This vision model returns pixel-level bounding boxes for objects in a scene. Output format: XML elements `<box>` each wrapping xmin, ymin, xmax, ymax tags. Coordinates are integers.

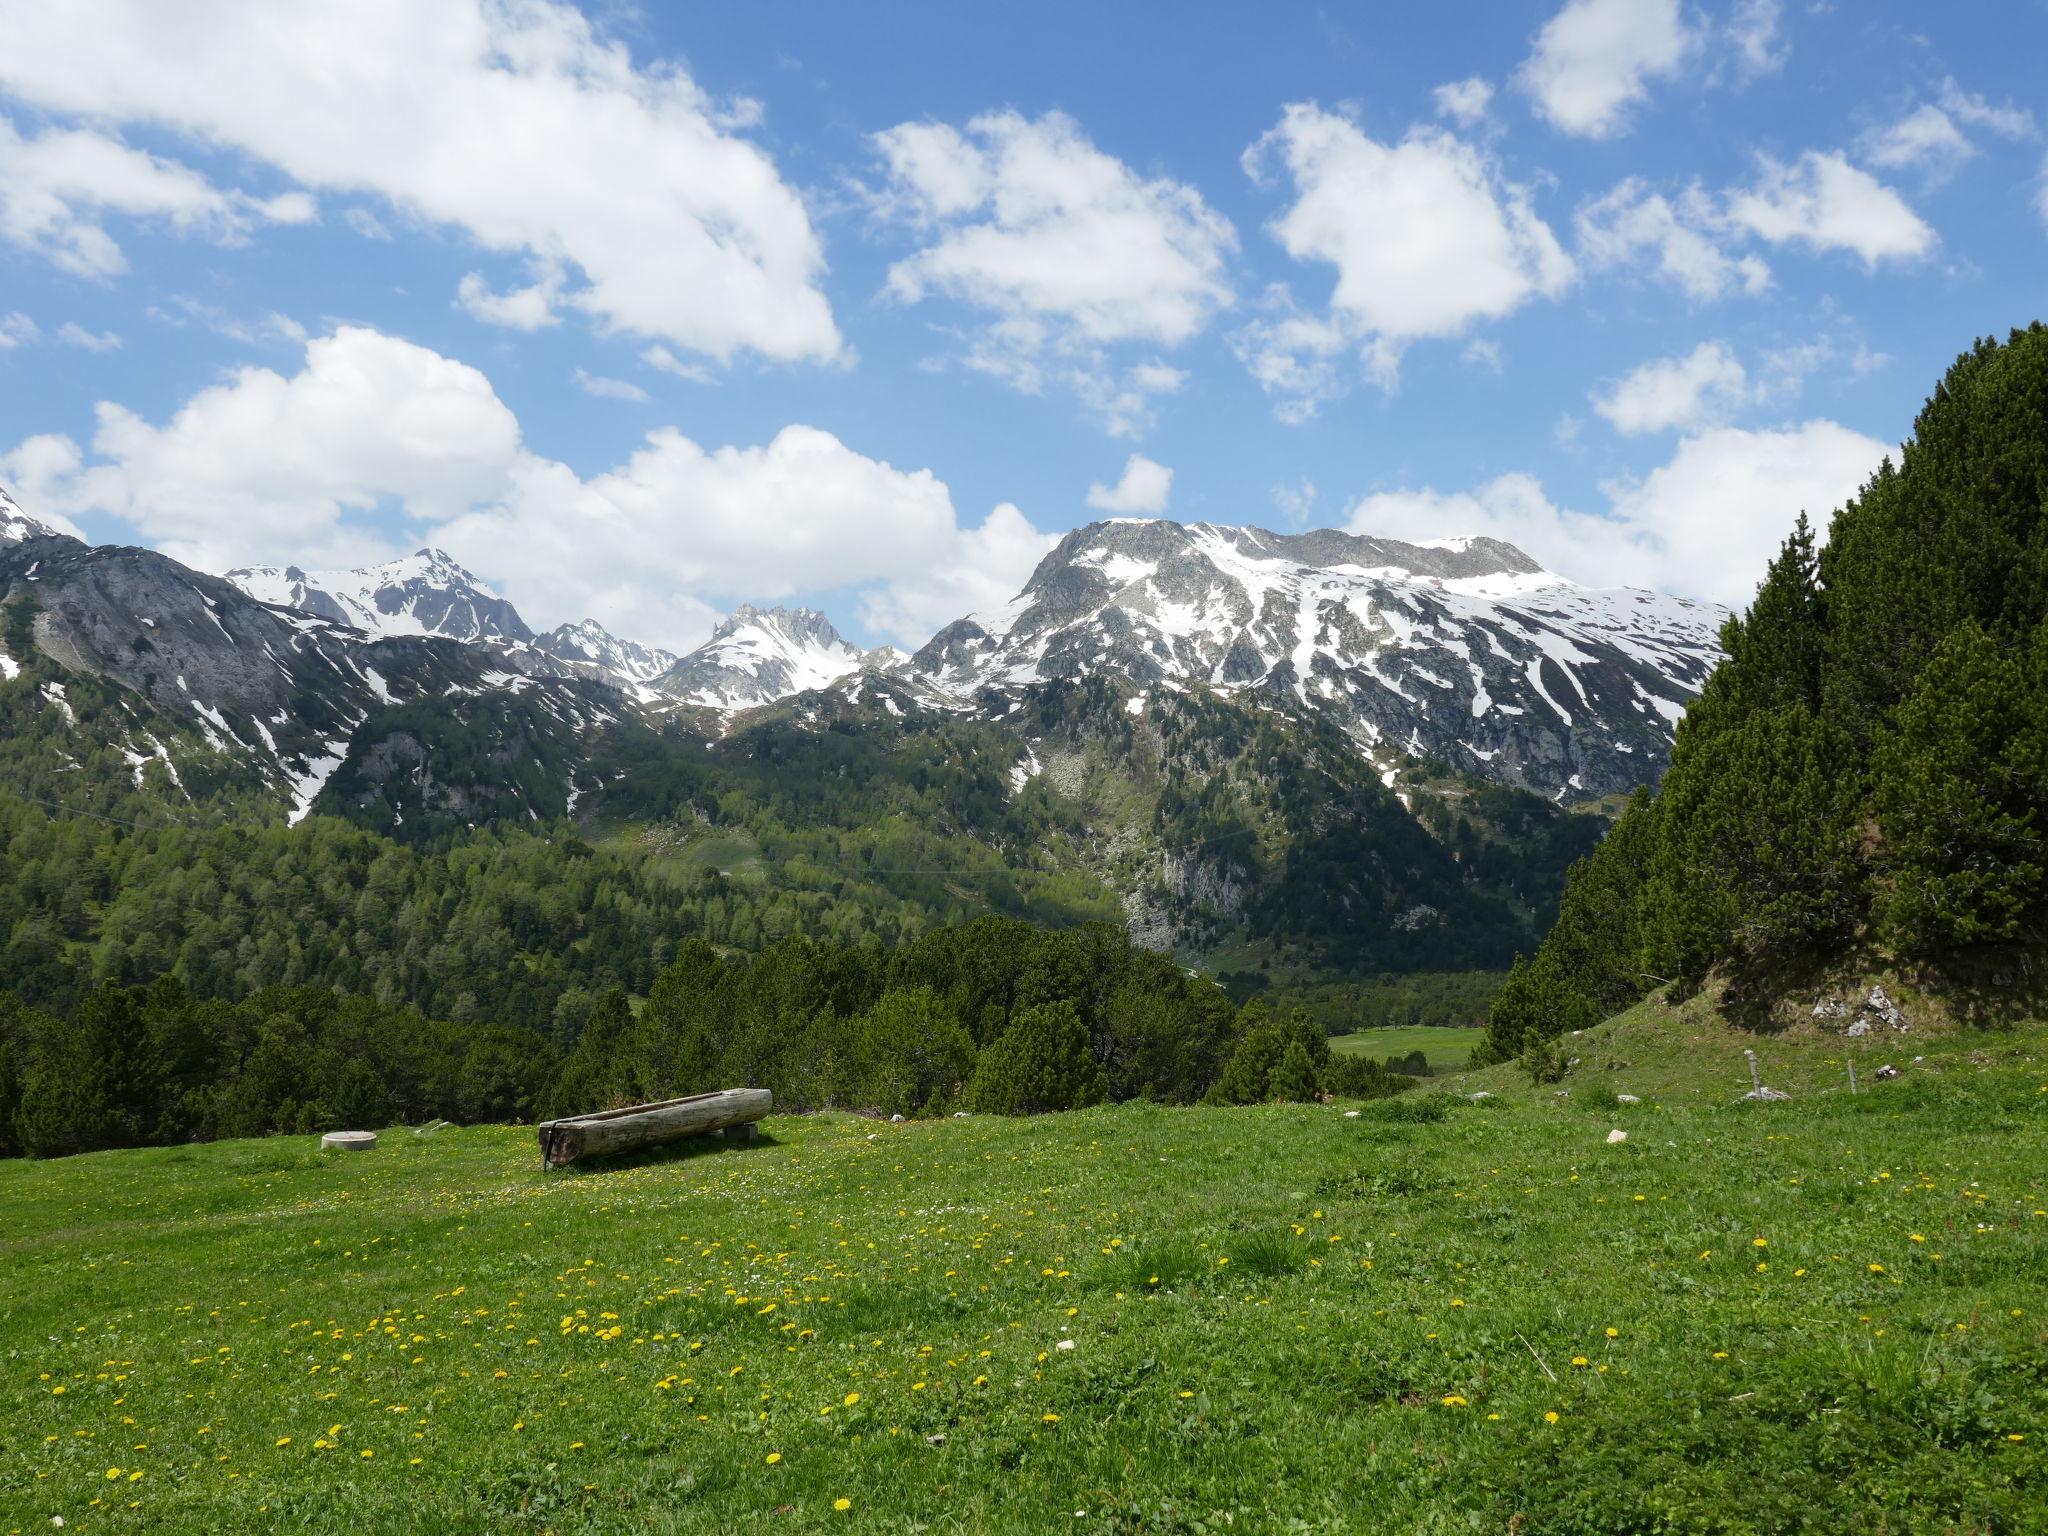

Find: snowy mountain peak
<box><xmin>653</xmin><ymin>604</ymin><xmax>866</xmax><ymax>711</ymax></box>
<box><xmin>227</xmin><ymin>548</ymin><xmax>533</xmax><ymax>645</ymax></box>
<box><xmin>0</xmin><ymin>484</ymin><xmax>68</xmax><ymax>545</ymax></box>
<box><xmin>534</xmin><ymin>618</ymin><xmax>678</xmax><ymax>686</ymax></box>
<box><xmin>913</xmin><ymin>515</ymin><xmax>1722</xmax><ymax>800</ymax></box>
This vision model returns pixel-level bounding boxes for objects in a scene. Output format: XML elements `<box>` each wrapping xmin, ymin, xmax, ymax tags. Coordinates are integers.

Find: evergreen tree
<box><xmin>1269</xmin><ymin>1040</ymin><xmax>1321</xmax><ymax>1102</ymax></box>
<box><xmin>965</xmin><ymin>1001</ymin><xmax>1107</xmax><ymax>1115</ymax></box>
<box><xmin>1873</xmin><ymin>622</ymin><xmax>2047</xmax><ymax>950</ymax></box>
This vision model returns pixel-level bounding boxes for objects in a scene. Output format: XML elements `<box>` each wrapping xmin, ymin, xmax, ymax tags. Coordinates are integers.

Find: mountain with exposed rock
<box><xmin>908</xmin><ymin>520</ymin><xmax>1723</xmax><ymax>799</ymax></box>
<box><xmin>225</xmin><ymin>549</ymin><xmax>535</xmax><ymax>646</ymax></box>
<box><xmin>650</xmin><ymin>603</ymin><xmax>873</xmax><ymax>711</ymax></box>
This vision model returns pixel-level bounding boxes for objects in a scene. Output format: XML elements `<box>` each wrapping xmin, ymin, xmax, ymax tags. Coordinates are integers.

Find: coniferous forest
<box><xmin>1482</xmin><ymin>326</ymin><xmax>2048</xmax><ymax>1063</ymax></box>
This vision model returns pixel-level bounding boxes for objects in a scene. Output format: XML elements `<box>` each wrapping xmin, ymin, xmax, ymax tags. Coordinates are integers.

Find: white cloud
<box><xmin>1432</xmin><ymin>77</ymin><xmax>1494</xmax><ymax>127</ymax></box>
<box><xmin>0</xmin><ymin>113</ymin><xmax>308</xmax><ymax>277</ymax></box>
<box><xmin>1592</xmin><ymin>341</ymin><xmax>1748</xmax><ymax>435</ymax></box>
<box><xmin>1727</xmin><ymin>0</ymin><xmax>1787</xmax><ymax>77</ymax></box>
<box><xmin>1939</xmin><ymin>78</ymin><xmax>2035</xmax><ymax>141</ymax></box>
<box><xmin>13</xmin><ymin>324</ymin><xmax>1050</xmax><ymax>650</ymax></box>
<box><xmin>1345</xmin><ymin>419</ymin><xmax>1889</xmax><ymax>606</ymax></box>
<box><xmin>1085</xmin><ymin>453</ymin><xmax>1172</xmax><ymax>514</ymax></box>
<box><xmin>1238</xmin><ymin>104</ymin><xmax>1572</xmax><ymax>414</ymax></box>
<box><xmin>55</xmin><ymin>321</ymin><xmax>122</xmax><ymax>352</ymax></box>
<box><xmin>342</xmin><ymin>205</ymin><xmax>391</xmax><ymax>241</ymax></box>
<box><xmin>0</xmin><ymin>312</ymin><xmax>37</xmax><ymax>349</ymax></box>
<box><xmin>872</xmin><ymin>110</ymin><xmax>1233</xmax><ymax>435</ymax></box>
<box><xmin>856</xmin><ymin>501</ymin><xmax>1057</xmax><ymax>641</ymax></box>
<box><xmin>571</xmin><ymin>369</ymin><xmax>648</xmax><ymax>403</ymax></box>
<box><xmin>1864</xmin><ymin>106</ymin><xmax>1976</xmax><ymax>176</ymax></box>
<box><xmin>29</xmin><ymin>326</ymin><xmax>522</xmax><ymax>572</ymax></box>
<box><xmin>641</xmin><ymin>345</ymin><xmax>715</xmax><ymax>384</ymax></box>
<box><xmin>1269</xmin><ymin>476</ymin><xmax>1317</xmax><ymax>527</ymax></box>
<box><xmin>1577</xmin><ymin>179</ymin><xmax>1767</xmax><ymax>302</ymax></box>
<box><xmin>1726</xmin><ymin>151</ymin><xmax>1935</xmax><ymax>266</ymax></box>
<box><xmin>1864</xmin><ymin>81</ymin><xmax>2036</xmax><ymax>183</ymax></box>
<box><xmin>876</xmin><ymin>110</ymin><xmax>1234</xmax><ymax>345</ymax></box>
<box><xmin>0</xmin><ymin>434</ymin><xmax>88</xmax><ymax>538</ymax></box>
<box><xmin>0</xmin><ymin>0</ymin><xmax>838</xmax><ymax>364</ymax></box>
<box><xmin>1518</xmin><ymin>0</ymin><xmax>1694</xmax><ymax>140</ymax></box>
<box><xmin>456</xmin><ymin>262</ymin><xmax>563</xmax><ymax>331</ymax></box>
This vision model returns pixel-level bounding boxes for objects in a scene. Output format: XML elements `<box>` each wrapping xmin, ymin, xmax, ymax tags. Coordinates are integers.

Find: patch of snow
<box><xmin>286</xmin><ymin>741</ymin><xmax>349</xmax><ymax>825</ymax></box>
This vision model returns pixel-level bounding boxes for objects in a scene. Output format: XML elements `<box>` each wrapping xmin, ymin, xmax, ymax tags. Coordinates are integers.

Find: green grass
<box><xmin>3</xmin><ymin>1007</ymin><xmax>2046</xmax><ymax>1534</ymax></box>
<box><xmin>1328</xmin><ymin>1023</ymin><xmax>1483</xmax><ymax>1072</ymax></box>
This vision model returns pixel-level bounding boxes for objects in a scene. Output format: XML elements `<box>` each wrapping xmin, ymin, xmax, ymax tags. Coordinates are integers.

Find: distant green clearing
<box><xmin>1328</xmin><ymin>1023</ymin><xmax>1483</xmax><ymax>1072</ymax></box>
<box><xmin>4</xmin><ymin>1002</ymin><xmax>2043</xmax><ymax>1532</ymax></box>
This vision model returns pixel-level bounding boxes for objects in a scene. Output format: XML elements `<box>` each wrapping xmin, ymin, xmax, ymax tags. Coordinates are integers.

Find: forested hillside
<box><xmin>1483</xmin><ymin>325</ymin><xmax>2048</xmax><ymax>1062</ymax></box>
<box><xmin>0</xmin><ymin>914</ymin><xmax>1406</xmax><ymax>1159</ymax></box>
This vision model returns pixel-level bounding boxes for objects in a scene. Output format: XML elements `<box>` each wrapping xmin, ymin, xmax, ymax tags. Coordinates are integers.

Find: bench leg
<box><xmin>722</xmin><ymin>1122</ymin><xmax>759</xmax><ymax>1144</ymax></box>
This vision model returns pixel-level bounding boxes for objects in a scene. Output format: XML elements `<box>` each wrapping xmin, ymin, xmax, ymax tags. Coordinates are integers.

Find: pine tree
<box><xmin>965</xmin><ymin>1001</ymin><xmax>1108</xmax><ymax>1115</ymax></box>
<box><xmin>1873</xmin><ymin>622</ymin><xmax>2046</xmax><ymax>950</ymax></box>
<box><xmin>1269</xmin><ymin>1040</ymin><xmax>1321</xmax><ymax>1102</ymax></box>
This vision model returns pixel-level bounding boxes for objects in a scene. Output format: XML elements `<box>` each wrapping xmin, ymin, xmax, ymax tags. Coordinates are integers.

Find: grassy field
<box><xmin>1327</xmin><ymin>1024</ymin><xmax>1483</xmax><ymax>1073</ymax></box>
<box><xmin>3</xmin><ymin>1001</ymin><xmax>2045</xmax><ymax>1534</ymax></box>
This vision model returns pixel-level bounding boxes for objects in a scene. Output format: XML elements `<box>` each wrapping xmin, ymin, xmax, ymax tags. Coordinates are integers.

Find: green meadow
<box><xmin>3</xmin><ymin>1001</ymin><xmax>2044</xmax><ymax>1535</ymax></box>
<box><xmin>1327</xmin><ymin>1024</ymin><xmax>1483</xmax><ymax>1074</ymax></box>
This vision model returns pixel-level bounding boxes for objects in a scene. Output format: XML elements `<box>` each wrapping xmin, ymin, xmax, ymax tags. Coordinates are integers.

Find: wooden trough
<box><xmin>537</xmin><ymin>1087</ymin><xmax>771</xmax><ymax>1168</ymax></box>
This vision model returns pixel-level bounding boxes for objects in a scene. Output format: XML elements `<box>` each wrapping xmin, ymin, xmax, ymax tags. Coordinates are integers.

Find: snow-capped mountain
<box><xmin>534</xmin><ymin>620</ymin><xmax>677</xmax><ymax>686</ymax></box>
<box><xmin>226</xmin><ymin>549</ymin><xmax>535</xmax><ymax>645</ymax></box>
<box><xmin>652</xmin><ymin>604</ymin><xmax>869</xmax><ymax>710</ymax></box>
<box><xmin>2</xmin><ymin>533</ymin><xmax>621</xmax><ymax>826</ymax></box>
<box><xmin>0</xmin><ymin>483</ymin><xmax>65</xmax><ymax>545</ymax></box>
<box><xmin>909</xmin><ymin>520</ymin><xmax>1724</xmax><ymax>799</ymax></box>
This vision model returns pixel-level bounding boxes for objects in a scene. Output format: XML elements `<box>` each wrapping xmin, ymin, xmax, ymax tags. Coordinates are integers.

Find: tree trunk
<box><xmin>537</xmin><ymin>1088</ymin><xmax>771</xmax><ymax>1167</ymax></box>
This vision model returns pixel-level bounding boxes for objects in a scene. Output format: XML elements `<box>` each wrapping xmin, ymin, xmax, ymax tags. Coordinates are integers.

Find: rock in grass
<box><xmin>321</xmin><ymin>1130</ymin><xmax>377</xmax><ymax>1151</ymax></box>
<box><xmin>1606</xmin><ymin>1129</ymin><xmax>1628</xmax><ymax>1144</ymax></box>
<box><xmin>1615</xmin><ymin>1093</ymin><xmax>1640</xmax><ymax>1104</ymax></box>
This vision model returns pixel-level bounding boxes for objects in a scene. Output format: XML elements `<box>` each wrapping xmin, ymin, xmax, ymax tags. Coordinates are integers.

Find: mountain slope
<box><xmin>651</xmin><ymin>603</ymin><xmax>868</xmax><ymax>710</ymax></box>
<box><xmin>1482</xmin><ymin>324</ymin><xmax>2048</xmax><ymax>1063</ymax></box>
<box><xmin>911</xmin><ymin>520</ymin><xmax>1723</xmax><ymax>800</ymax></box>
<box><xmin>226</xmin><ymin>548</ymin><xmax>534</xmax><ymax>644</ymax></box>
<box><xmin>0</xmin><ymin>485</ymin><xmax>63</xmax><ymax>546</ymax></box>
<box><xmin>535</xmin><ymin>619</ymin><xmax>677</xmax><ymax>685</ymax></box>
<box><xmin>3</xmin><ymin>532</ymin><xmax>629</xmax><ymax>828</ymax></box>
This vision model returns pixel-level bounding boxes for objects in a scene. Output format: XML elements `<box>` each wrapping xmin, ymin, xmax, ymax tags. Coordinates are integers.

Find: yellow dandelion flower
<box><xmin>766</xmin><ymin>1452</ymin><xmax>782</xmax><ymax>1465</ymax></box>
<box><xmin>1604</xmin><ymin>1327</ymin><xmax>1619</xmax><ymax>1338</ymax></box>
<box><xmin>834</xmin><ymin>1497</ymin><xmax>853</xmax><ymax>1512</ymax></box>
<box><xmin>276</xmin><ymin>1437</ymin><xmax>291</xmax><ymax>1448</ymax></box>
<box><xmin>1042</xmin><ymin>1412</ymin><xmax>1061</xmax><ymax>1424</ymax></box>
<box><xmin>844</xmin><ymin>1391</ymin><xmax>861</xmax><ymax>1406</ymax></box>
<box><xmin>1544</xmin><ymin>1410</ymin><xmax>1560</xmax><ymax>1424</ymax></box>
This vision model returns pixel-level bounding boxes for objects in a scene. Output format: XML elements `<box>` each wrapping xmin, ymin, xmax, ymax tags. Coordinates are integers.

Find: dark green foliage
<box><xmin>1496</xmin><ymin>324</ymin><xmax>2048</xmax><ymax>1049</ymax></box>
<box><xmin>0</xmin><ymin>797</ymin><xmax>688</xmax><ymax>1029</ymax></box>
<box><xmin>1206</xmin><ymin>1010</ymin><xmax>1333</xmax><ymax>1104</ymax></box>
<box><xmin>965</xmin><ymin>1001</ymin><xmax>1108</xmax><ymax>1115</ymax></box>
<box><xmin>1268</xmin><ymin>1040</ymin><xmax>1320</xmax><ymax>1103</ymax></box>
<box><xmin>3</xmin><ymin>980</ymin><xmax>553</xmax><ymax>1157</ymax></box>
<box><xmin>1873</xmin><ymin>622</ymin><xmax>2047</xmax><ymax>950</ymax></box>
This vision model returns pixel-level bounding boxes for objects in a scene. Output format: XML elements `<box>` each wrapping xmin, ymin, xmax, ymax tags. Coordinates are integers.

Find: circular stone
<box><xmin>321</xmin><ymin>1130</ymin><xmax>378</xmax><ymax>1151</ymax></box>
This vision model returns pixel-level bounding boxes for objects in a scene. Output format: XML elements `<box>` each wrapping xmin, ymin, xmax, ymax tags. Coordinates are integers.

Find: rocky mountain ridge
<box><xmin>909</xmin><ymin>520</ymin><xmax>1723</xmax><ymax>799</ymax></box>
<box><xmin>12</xmin><ymin>483</ymin><xmax>1725</xmax><ymax>802</ymax></box>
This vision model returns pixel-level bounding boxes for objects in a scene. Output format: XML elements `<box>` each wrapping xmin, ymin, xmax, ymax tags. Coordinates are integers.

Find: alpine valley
<box><xmin>0</xmin><ymin>484</ymin><xmax>1723</xmax><ymax>986</ymax></box>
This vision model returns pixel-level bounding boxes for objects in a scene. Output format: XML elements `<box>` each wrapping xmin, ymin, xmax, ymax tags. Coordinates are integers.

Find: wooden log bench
<box><xmin>537</xmin><ymin>1088</ymin><xmax>771</xmax><ymax>1168</ymax></box>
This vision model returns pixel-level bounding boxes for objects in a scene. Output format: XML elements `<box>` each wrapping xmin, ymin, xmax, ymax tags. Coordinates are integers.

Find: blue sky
<box><xmin>0</xmin><ymin>0</ymin><xmax>2043</xmax><ymax>651</ymax></box>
